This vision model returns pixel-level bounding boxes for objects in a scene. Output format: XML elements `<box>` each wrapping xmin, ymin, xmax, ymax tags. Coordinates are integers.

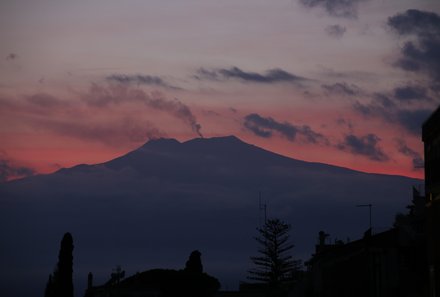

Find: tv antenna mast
<box><xmin>259</xmin><ymin>191</ymin><xmax>267</xmax><ymax>227</ymax></box>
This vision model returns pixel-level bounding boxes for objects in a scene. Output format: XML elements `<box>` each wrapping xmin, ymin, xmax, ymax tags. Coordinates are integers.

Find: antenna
<box><xmin>258</xmin><ymin>191</ymin><xmax>269</xmax><ymax>276</ymax></box>
<box><xmin>259</xmin><ymin>191</ymin><xmax>267</xmax><ymax>227</ymax></box>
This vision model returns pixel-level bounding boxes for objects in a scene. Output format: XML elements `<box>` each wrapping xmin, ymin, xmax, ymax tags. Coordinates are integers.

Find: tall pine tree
<box><xmin>248</xmin><ymin>218</ymin><xmax>295</xmax><ymax>287</ymax></box>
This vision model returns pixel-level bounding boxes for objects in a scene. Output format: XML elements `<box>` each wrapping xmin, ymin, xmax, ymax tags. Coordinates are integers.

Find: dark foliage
<box><xmin>87</xmin><ymin>250</ymin><xmax>220</xmax><ymax>297</ymax></box>
<box><xmin>112</xmin><ymin>268</ymin><xmax>220</xmax><ymax>297</ymax></box>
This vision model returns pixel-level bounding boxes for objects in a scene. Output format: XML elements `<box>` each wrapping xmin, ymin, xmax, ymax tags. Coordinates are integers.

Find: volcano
<box><xmin>0</xmin><ymin>136</ymin><xmax>421</xmax><ymax>296</ymax></box>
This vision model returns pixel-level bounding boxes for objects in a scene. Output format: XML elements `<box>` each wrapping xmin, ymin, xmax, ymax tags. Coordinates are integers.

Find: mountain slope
<box><xmin>0</xmin><ymin>136</ymin><xmax>421</xmax><ymax>297</ymax></box>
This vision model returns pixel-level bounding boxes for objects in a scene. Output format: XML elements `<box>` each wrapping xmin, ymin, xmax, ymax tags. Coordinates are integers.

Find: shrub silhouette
<box><xmin>105</xmin><ymin>250</ymin><xmax>220</xmax><ymax>297</ymax></box>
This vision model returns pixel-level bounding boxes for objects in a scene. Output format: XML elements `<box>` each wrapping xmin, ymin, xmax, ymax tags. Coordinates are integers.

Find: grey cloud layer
<box><xmin>195</xmin><ymin>67</ymin><xmax>306</xmax><ymax>84</ymax></box>
<box><xmin>243</xmin><ymin>113</ymin><xmax>328</xmax><ymax>144</ymax></box>
<box><xmin>299</xmin><ymin>0</ymin><xmax>369</xmax><ymax>18</ymax></box>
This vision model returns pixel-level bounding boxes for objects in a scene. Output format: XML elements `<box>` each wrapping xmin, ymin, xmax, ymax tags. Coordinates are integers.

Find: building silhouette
<box><xmin>423</xmin><ymin>106</ymin><xmax>440</xmax><ymax>297</ymax></box>
<box><xmin>305</xmin><ymin>188</ymin><xmax>427</xmax><ymax>297</ymax></box>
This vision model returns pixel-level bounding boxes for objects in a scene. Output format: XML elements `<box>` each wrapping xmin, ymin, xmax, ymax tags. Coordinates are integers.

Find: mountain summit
<box><xmin>0</xmin><ymin>135</ymin><xmax>420</xmax><ymax>297</ymax></box>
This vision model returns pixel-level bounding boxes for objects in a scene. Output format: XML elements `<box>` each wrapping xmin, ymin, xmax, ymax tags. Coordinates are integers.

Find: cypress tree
<box><xmin>56</xmin><ymin>232</ymin><xmax>74</xmax><ymax>297</ymax></box>
<box><xmin>45</xmin><ymin>232</ymin><xmax>74</xmax><ymax>297</ymax></box>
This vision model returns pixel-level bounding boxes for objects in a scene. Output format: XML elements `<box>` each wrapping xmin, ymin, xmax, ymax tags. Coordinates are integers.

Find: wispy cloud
<box><xmin>337</xmin><ymin>133</ymin><xmax>388</xmax><ymax>161</ymax></box>
<box><xmin>0</xmin><ymin>84</ymin><xmax>203</xmax><ymax>146</ymax></box>
<box><xmin>396</xmin><ymin>139</ymin><xmax>423</xmax><ymax>170</ymax></box>
<box><xmin>5</xmin><ymin>53</ymin><xmax>17</xmax><ymax>61</ymax></box>
<box><xmin>26</xmin><ymin>93</ymin><xmax>70</xmax><ymax>108</ymax></box>
<box><xmin>243</xmin><ymin>113</ymin><xmax>328</xmax><ymax>144</ymax></box>
<box><xmin>106</xmin><ymin>74</ymin><xmax>180</xmax><ymax>89</ymax></box>
<box><xmin>322</xmin><ymin>82</ymin><xmax>362</xmax><ymax>96</ymax></box>
<box><xmin>0</xmin><ymin>158</ymin><xmax>35</xmax><ymax>182</ymax></box>
<box><xmin>195</xmin><ymin>67</ymin><xmax>307</xmax><ymax>84</ymax></box>
<box><xmin>83</xmin><ymin>84</ymin><xmax>203</xmax><ymax>137</ymax></box>
<box><xmin>34</xmin><ymin>117</ymin><xmax>167</xmax><ymax>147</ymax></box>
<box><xmin>298</xmin><ymin>0</ymin><xmax>369</xmax><ymax>19</ymax></box>
<box><xmin>325</xmin><ymin>24</ymin><xmax>346</xmax><ymax>38</ymax></box>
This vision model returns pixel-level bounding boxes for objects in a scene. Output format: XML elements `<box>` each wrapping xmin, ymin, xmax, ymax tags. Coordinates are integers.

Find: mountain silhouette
<box><xmin>0</xmin><ymin>136</ymin><xmax>420</xmax><ymax>297</ymax></box>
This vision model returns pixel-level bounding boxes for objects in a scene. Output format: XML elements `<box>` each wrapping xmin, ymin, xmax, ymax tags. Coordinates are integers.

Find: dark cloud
<box><xmin>353</xmin><ymin>90</ymin><xmax>435</xmax><ymax>135</ymax></box>
<box><xmin>243</xmin><ymin>113</ymin><xmax>328</xmax><ymax>144</ymax></box>
<box><xmin>195</xmin><ymin>67</ymin><xmax>306</xmax><ymax>84</ymax></box>
<box><xmin>106</xmin><ymin>74</ymin><xmax>180</xmax><ymax>89</ymax></box>
<box><xmin>396</xmin><ymin>108</ymin><xmax>433</xmax><ymax>135</ymax></box>
<box><xmin>322</xmin><ymin>82</ymin><xmax>361</xmax><ymax>96</ymax></box>
<box><xmin>388</xmin><ymin>10</ymin><xmax>440</xmax><ymax>82</ymax></box>
<box><xmin>325</xmin><ymin>24</ymin><xmax>346</xmax><ymax>38</ymax></box>
<box><xmin>244</xmin><ymin>113</ymin><xmax>296</xmax><ymax>139</ymax></box>
<box><xmin>338</xmin><ymin>134</ymin><xmax>388</xmax><ymax>161</ymax></box>
<box><xmin>393</xmin><ymin>85</ymin><xmax>431</xmax><ymax>102</ymax></box>
<box><xmin>6</xmin><ymin>53</ymin><xmax>17</xmax><ymax>60</ymax></box>
<box><xmin>0</xmin><ymin>159</ymin><xmax>35</xmax><ymax>182</ymax></box>
<box><xmin>396</xmin><ymin>139</ymin><xmax>423</xmax><ymax>170</ymax></box>
<box><xmin>387</xmin><ymin>9</ymin><xmax>440</xmax><ymax>36</ymax></box>
<box><xmin>298</xmin><ymin>0</ymin><xmax>369</xmax><ymax>18</ymax></box>
<box><xmin>84</xmin><ymin>84</ymin><xmax>203</xmax><ymax>137</ymax></box>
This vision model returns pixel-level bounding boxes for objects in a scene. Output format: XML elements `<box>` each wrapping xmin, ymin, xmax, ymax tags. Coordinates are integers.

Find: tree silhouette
<box><xmin>185</xmin><ymin>250</ymin><xmax>203</xmax><ymax>274</ymax></box>
<box><xmin>45</xmin><ymin>232</ymin><xmax>74</xmax><ymax>297</ymax></box>
<box><xmin>248</xmin><ymin>218</ymin><xmax>295</xmax><ymax>288</ymax></box>
<box><xmin>44</xmin><ymin>274</ymin><xmax>54</xmax><ymax>297</ymax></box>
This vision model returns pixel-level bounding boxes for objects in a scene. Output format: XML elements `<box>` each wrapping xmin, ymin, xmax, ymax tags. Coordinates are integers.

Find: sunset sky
<box><xmin>1</xmin><ymin>0</ymin><xmax>440</xmax><ymax>181</ymax></box>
